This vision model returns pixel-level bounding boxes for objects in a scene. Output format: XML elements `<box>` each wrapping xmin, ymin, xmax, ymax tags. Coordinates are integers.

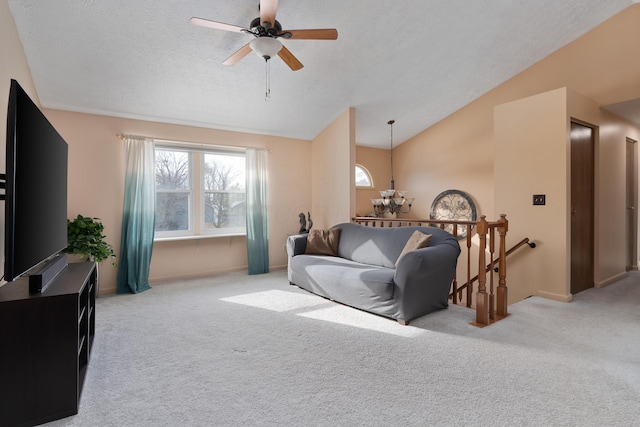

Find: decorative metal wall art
<box><xmin>429</xmin><ymin>189</ymin><xmax>477</xmax><ymax>239</ymax></box>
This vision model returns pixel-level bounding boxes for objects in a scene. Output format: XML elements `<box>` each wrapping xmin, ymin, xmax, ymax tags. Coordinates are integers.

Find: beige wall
<box><xmin>0</xmin><ymin>0</ymin><xmax>40</xmax><ymax>284</ymax></box>
<box><xmin>311</xmin><ymin>108</ymin><xmax>356</xmax><ymax>228</ymax></box>
<box><xmin>594</xmin><ymin>109</ymin><xmax>640</xmax><ymax>283</ymax></box>
<box><xmin>494</xmin><ymin>88</ymin><xmax>570</xmax><ymax>302</ymax></box>
<box><xmin>393</xmin><ymin>100</ymin><xmax>494</xmax><ymax>220</ymax></box>
<box><xmin>44</xmin><ymin>109</ymin><xmax>312</xmax><ymax>292</ymax></box>
<box><xmin>393</xmin><ymin>4</ymin><xmax>640</xmax><ymax>302</ymax></box>
<box><xmin>355</xmin><ymin>146</ymin><xmax>391</xmax><ymax>216</ymax></box>
<box><xmin>494</xmin><ymin>88</ymin><xmax>640</xmax><ymax>303</ymax></box>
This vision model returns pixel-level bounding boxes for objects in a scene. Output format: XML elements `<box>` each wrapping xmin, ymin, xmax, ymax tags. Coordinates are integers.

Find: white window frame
<box><xmin>355</xmin><ymin>164</ymin><xmax>374</xmax><ymax>189</ymax></box>
<box><xmin>154</xmin><ymin>147</ymin><xmax>195</xmax><ymax>239</ymax></box>
<box><xmin>154</xmin><ymin>142</ymin><xmax>247</xmax><ymax>241</ymax></box>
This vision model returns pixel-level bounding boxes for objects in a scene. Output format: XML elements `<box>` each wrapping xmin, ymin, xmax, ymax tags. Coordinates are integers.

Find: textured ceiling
<box><xmin>7</xmin><ymin>0</ymin><xmax>638</xmax><ymax>148</ymax></box>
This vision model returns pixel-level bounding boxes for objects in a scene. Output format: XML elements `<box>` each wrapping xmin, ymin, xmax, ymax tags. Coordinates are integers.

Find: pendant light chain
<box><xmin>388</xmin><ymin>119</ymin><xmax>395</xmax><ymax>190</ymax></box>
<box><xmin>370</xmin><ymin>119</ymin><xmax>415</xmax><ymax>217</ymax></box>
<box><xmin>265</xmin><ymin>58</ymin><xmax>271</xmax><ymax>101</ymax></box>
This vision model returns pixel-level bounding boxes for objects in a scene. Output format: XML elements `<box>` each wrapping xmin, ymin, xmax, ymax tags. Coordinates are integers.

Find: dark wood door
<box><xmin>570</xmin><ymin>121</ymin><xmax>594</xmax><ymax>294</ymax></box>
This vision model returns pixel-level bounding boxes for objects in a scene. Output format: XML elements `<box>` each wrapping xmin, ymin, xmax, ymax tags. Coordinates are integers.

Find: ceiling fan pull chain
<box><xmin>265</xmin><ymin>58</ymin><xmax>271</xmax><ymax>101</ymax></box>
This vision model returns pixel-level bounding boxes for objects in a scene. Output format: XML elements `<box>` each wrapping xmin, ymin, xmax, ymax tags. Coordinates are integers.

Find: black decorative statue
<box><xmin>306</xmin><ymin>211</ymin><xmax>313</xmax><ymax>232</ymax></box>
<box><xmin>298</xmin><ymin>212</ymin><xmax>314</xmax><ymax>233</ymax></box>
<box><xmin>298</xmin><ymin>213</ymin><xmax>307</xmax><ymax>233</ymax></box>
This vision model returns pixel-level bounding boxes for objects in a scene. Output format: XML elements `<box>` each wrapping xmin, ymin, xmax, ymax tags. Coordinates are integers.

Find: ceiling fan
<box><xmin>190</xmin><ymin>0</ymin><xmax>338</xmax><ymax>71</ymax></box>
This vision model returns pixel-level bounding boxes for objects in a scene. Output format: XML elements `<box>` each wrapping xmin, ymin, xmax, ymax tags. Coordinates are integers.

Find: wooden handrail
<box><xmin>352</xmin><ymin>215</ymin><xmax>516</xmax><ymax>326</ymax></box>
<box><xmin>451</xmin><ymin>237</ymin><xmax>535</xmax><ymax>303</ymax></box>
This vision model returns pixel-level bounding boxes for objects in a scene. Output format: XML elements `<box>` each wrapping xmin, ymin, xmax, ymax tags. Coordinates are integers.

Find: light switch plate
<box><xmin>533</xmin><ymin>194</ymin><xmax>546</xmax><ymax>205</ymax></box>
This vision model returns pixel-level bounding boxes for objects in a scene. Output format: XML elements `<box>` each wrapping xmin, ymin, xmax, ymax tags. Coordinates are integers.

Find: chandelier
<box><xmin>370</xmin><ymin>120</ymin><xmax>415</xmax><ymax>217</ymax></box>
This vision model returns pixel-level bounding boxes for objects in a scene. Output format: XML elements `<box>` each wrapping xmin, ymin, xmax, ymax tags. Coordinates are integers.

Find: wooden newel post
<box><xmin>475</xmin><ymin>216</ymin><xmax>489</xmax><ymax>325</ymax></box>
<box><xmin>465</xmin><ymin>227</ymin><xmax>473</xmax><ymax>307</ymax></box>
<box><xmin>489</xmin><ymin>226</ymin><xmax>496</xmax><ymax>321</ymax></box>
<box><xmin>451</xmin><ymin>225</ymin><xmax>459</xmax><ymax>304</ymax></box>
<box><xmin>496</xmin><ymin>214</ymin><xmax>509</xmax><ymax>318</ymax></box>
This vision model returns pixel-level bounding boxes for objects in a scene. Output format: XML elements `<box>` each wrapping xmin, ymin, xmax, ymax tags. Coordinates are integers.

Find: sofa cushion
<box><xmin>289</xmin><ymin>255</ymin><xmax>396</xmax><ymax>304</ymax></box>
<box><xmin>305</xmin><ymin>228</ymin><xmax>340</xmax><ymax>256</ymax></box>
<box><xmin>395</xmin><ymin>230</ymin><xmax>432</xmax><ymax>267</ymax></box>
<box><xmin>333</xmin><ymin>222</ymin><xmax>459</xmax><ymax>268</ymax></box>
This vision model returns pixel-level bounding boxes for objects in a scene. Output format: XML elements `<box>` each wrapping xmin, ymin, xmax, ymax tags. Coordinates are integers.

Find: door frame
<box><xmin>626</xmin><ymin>137</ymin><xmax>638</xmax><ymax>271</ymax></box>
<box><xmin>569</xmin><ymin>119</ymin><xmax>596</xmax><ymax>295</ymax></box>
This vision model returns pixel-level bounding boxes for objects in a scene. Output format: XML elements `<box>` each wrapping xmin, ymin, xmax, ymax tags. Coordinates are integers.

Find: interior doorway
<box><xmin>626</xmin><ymin>137</ymin><xmax>638</xmax><ymax>271</ymax></box>
<box><xmin>570</xmin><ymin>121</ymin><xmax>595</xmax><ymax>295</ymax></box>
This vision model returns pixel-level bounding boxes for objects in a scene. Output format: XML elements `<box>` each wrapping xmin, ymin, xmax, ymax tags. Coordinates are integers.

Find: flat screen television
<box><xmin>4</xmin><ymin>79</ymin><xmax>68</xmax><ymax>284</ymax></box>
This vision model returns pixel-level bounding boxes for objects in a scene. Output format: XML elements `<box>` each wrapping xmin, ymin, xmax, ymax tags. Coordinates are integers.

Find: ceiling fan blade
<box><xmin>190</xmin><ymin>17</ymin><xmax>246</xmax><ymax>33</ymax></box>
<box><xmin>282</xmin><ymin>29</ymin><xmax>338</xmax><ymax>40</ymax></box>
<box><xmin>223</xmin><ymin>43</ymin><xmax>253</xmax><ymax>66</ymax></box>
<box><xmin>278</xmin><ymin>45</ymin><xmax>303</xmax><ymax>71</ymax></box>
<box><xmin>260</xmin><ymin>0</ymin><xmax>278</xmax><ymax>28</ymax></box>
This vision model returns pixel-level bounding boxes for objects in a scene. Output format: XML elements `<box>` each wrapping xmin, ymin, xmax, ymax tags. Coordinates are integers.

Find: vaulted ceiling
<box><xmin>7</xmin><ymin>0</ymin><xmax>639</xmax><ymax>148</ymax></box>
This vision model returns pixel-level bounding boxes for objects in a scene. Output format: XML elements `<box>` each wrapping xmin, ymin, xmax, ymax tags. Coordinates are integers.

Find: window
<box><xmin>155</xmin><ymin>149</ymin><xmax>191</xmax><ymax>233</ymax></box>
<box><xmin>155</xmin><ymin>145</ymin><xmax>246</xmax><ymax>239</ymax></box>
<box><xmin>355</xmin><ymin>164</ymin><xmax>373</xmax><ymax>188</ymax></box>
<box><xmin>202</xmin><ymin>152</ymin><xmax>246</xmax><ymax>232</ymax></box>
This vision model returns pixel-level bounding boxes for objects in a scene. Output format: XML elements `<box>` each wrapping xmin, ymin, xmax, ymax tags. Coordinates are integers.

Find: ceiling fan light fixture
<box><xmin>250</xmin><ymin>37</ymin><xmax>282</xmax><ymax>60</ymax></box>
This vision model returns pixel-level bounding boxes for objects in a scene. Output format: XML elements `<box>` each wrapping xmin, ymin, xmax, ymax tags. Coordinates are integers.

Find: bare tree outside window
<box><xmin>156</xmin><ymin>150</ymin><xmax>190</xmax><ymax>190</ymax></box>
<box><xmin>155</xmin><ymin>150</ymin><xmax>191</xmax><ymax>232</ymax></box>
<box><xmin>204</xmin><ymin>153</ymin><xmax>246</xmax><ymax>229</ymax></box>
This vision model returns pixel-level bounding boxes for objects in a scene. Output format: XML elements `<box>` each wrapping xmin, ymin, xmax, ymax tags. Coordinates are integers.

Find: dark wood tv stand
<box><xmin>0</xmin><ymin>262</ymin><xmax>97</xmax><ymax>427</ymax></box>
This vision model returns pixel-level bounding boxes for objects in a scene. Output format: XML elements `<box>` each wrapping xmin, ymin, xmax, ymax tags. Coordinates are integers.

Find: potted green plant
<box><xmin>65</xmin><ymin>214</ymin><xmax>117</xmax><ymax>294</ymax></box>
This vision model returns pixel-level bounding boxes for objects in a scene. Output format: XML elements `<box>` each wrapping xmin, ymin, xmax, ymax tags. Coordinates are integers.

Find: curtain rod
<box><xmin>116</xmin><ymin>134</ymin><xmax>271</xmax><ymax>152</ymax></box>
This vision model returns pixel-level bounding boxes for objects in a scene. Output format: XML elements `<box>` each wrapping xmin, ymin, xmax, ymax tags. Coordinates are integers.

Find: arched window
<box><xmin>355</xmin><ymin>164</ymin><xmax>373</xmax><ymax>188</ymax></box>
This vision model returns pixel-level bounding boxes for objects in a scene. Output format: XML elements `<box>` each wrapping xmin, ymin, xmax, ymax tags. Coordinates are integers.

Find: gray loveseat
<box><xmin>287</xmin><ymin>222</ymin><xmax>461</xmax><ymax>325</ymax></box>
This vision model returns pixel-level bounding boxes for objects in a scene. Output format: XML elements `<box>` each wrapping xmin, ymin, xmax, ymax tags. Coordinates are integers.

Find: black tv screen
<box><xmin>4</xmin><ymin>79</ymin><xmax>68</xmax><ymax>282</ymax></box>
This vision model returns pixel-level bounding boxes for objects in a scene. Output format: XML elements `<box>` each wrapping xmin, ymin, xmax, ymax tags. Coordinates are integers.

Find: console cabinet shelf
<box><xmin>0</xmin><ymin>262</ymin><xmax>97</xmax><ymax>427</ymax></box>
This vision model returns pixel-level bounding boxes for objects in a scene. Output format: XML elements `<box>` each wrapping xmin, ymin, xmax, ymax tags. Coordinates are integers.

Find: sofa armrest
<box><xmin>286</xmin><ymin>234</ymin><xmax>308</xmax><ymax>257</ymax></box>
<box><xmin>393</xmin><ymin>243</ymin><xmax>461</xmax><ymax>321</ymax></box>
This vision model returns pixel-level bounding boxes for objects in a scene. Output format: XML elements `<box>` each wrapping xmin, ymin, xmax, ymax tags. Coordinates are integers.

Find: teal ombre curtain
<box><xmin>117</xmin><ymin>136</ymin><xmax>155</xmax><ymax>293</ymax></box>
<box><xmin>246</xmin><ymin>148</ymin><xmax>269</xmax><ymax>275</ymax></box>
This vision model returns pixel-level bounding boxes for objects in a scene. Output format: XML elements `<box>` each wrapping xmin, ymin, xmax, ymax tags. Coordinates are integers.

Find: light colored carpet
<box><xmin>45</xmin><ymin>270</ymin><xmax>640</xmax><ymax>426</ymax></box>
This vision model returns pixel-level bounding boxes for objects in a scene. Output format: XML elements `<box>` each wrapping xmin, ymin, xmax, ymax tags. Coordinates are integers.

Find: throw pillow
<box><xmin>395</xmin><ymin>230</ymin><xmax>432</xmax><ymax>267</ymax></box>
<box><xmin>305</xmin><ymin>228</ymin><xmax>341</xmax><ymax>256</ymax></box>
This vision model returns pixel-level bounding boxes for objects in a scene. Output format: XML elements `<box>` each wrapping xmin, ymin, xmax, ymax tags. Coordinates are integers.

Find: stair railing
<box><xmin>452</xmin><ymin>237</ymin><xmax>535</xmax><ymax>310</ymax></box>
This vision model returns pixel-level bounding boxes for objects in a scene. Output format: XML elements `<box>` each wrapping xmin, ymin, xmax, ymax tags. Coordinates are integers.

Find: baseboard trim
<box><xmin>537</xmin><ymin>291</ymin><xmax>573</xmax><ymax>302</ymax></box>
<box><xmin>595</xmin><ymin>271</ymin><xmax>628</xmax><ymax>288</ymax></box>
<box><xmin>149</xmin><ymin>264</ymin><xmax>288</xmax><ymax>284</ymax></box>
<box><xmin>99</xmin><ymin>266</ymin><xmax>289</xmax><ymax>293</ymax></box>
<box><xmin>149</xmin><ymin>267</ymin><xmax>247</xmax><ymax>284</ymax></box>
